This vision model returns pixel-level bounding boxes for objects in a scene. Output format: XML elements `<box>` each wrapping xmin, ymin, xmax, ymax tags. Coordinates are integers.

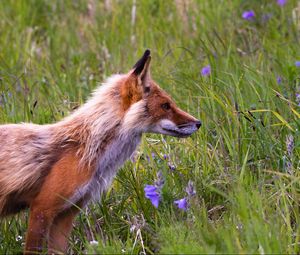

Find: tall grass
<box><xmin>0</xmin><ymin>0</ymin><xmax>299</xmax><ymax>253</ymax></box>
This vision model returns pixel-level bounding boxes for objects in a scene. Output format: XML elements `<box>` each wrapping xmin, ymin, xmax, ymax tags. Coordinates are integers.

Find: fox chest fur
<box><xmin>69</xmin><ymin>131</ymin><xmax>142</xmax><ymax>206</ymax></box>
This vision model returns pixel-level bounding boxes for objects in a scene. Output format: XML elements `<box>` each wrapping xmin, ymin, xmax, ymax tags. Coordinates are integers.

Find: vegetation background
<box><xmin>0</xmin><ymin>0</ymin><xmax>299</xmax><ymax>253</ymax></box>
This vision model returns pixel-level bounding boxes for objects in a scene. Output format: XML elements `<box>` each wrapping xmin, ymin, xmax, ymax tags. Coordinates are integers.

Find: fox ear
<box><xmin>132</xmin><ymin>49</ymin><xmax>151</xmax><ymax>92</ymax></box>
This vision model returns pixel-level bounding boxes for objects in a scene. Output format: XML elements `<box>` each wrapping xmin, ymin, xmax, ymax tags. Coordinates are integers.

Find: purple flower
<box><xmin>146</xmin><ymin>152</ymin><xmax>156</xmax><ymax>162</ymax></box>
<box><xmin>262</xmin><ymin>13</ymin><xmax>272</xmax><ymax>23</ymax></box>
<box><xmin>286</xmin><ymin>134</ymin><xmax>294</xmax><ymax>157</ymax></box>
<box><xmin>185</xmin><ymin>180</ymin><xmax>196</xmax><ymax>197</ymax></box>
<box><xmin>242</xmin><ymin>10</ymin><xmax>255</xmax><ymax>20</ymax></box>
<box><xmin>276</xmin><ymin>76</ymin><xmax>282</xmax><ymax>84</ymax></box>
<box><xmin>296</xmin><ymin>93</ymin><xmax>300</xmax><ymax>106</ymax></box>
<box><xmin>154</xmin><ymin>171</ymin><xmax>165</xmax><ymax>190</ymax></box>
<box><xmin>168</xmin><ymin>163</ymin><xmax>176</xmax><ymax>171</ymax></box>
<box><xmin>295</xmin><ymin>61</ymin><xmax>300</xmax><ymax>67</ymax></box>
<box><xmin>144</xmin><ymin>185</ymin><xmax>160</xmax><ymax>208</ymax></box>
<box><xmin>144</xmin><ymin>185</ymin><xmax>156</xmax><ymax>193</ymax></box>
<box><xmin>174</xmin><ymin>198</ymin><xmax>188</xmax><ymax>211</ymax></box>
<box><xmin>144</xmin><ymin>171</ymin><xmax>165</xmax><ymax>208</ymax></box>
<box><xmin>277</xmin><ymin>0</ymin><xmax>287</xmax><ymax>6</ymax></box>
<box><xmin>201</xmin><ymin>65</ymin><xmax>211</xmax><ymax>76</ymax></box>
<box><xmin>174</xmin><ymin>181</ymin><xmax>196</xmax><ymax>211</ymax></box>
<box><xmin>163</xmin><ymin>154</ymin><xmax>168</xmax><ymax>160</ymax></box>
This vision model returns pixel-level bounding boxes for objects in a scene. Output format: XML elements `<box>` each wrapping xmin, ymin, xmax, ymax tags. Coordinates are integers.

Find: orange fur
<box><xmin>120</xmin><ymin>76</ymin><xmax>143</xmax><ymax>112</ymax></box>
<box><xmin>25</xmin><ymin>149</ymin><xmax>93</xmax><ymax>253</ymax></box>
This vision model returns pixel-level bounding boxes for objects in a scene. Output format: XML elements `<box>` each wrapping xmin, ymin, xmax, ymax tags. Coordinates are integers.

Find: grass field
<box><xmin>0</xmin><ymin>0</ymin><xmax>300</xmax><ymax>254</ymax></box>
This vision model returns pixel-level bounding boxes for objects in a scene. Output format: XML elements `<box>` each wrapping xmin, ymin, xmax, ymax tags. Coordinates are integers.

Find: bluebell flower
<box><xmin>276</xmin><ymin>76</ymin><xmax>282</xmax><ymax>84</ymax></box>
<box><xmin>296</xmin><ymin>93</ymin><xmax>300</xmax><ymax>106</ymax></box>
<box><xmin>185</xmin><ymin>180</ymin><xmax>196</xmax><ymax>197</ymax></box>
<box><xmin>154</xmin><ymin>171</ymin><xmax>165</xmax><ymax>190</ymax></box>
<box><xmin>174</xmin><ymin>198</ymin><xmax>188</xmax><ymax>211</ymax></box>
<box><xmin>242</xmin><ymin>10</ymin><xmax>255</xmax><ymax>20</ymax></box>
<box><xmin>144</xmin><ymin>171</ymin><xmax>164</xmax><ymax>208</ymax></box>
<box><xmin>277</xmin><ymin>0</ymin><xmax>287</xmax><ymax>6</ymax></box>
<box><xmin>295</xmin><ymin>61</ymin><xmax>300</xmax><ymax>67</ymax></box>
<box><xmin>168</xmin><ymin>163</ymin><xmax>176</xmax><ymax>171</ymax></box>
<box><xmin>144</xmin><ymin>185</ymin><xmax>156</xmax><ymax>193</ymax></box>
<box><xmin>144</xmin><ymin>185</ymin><xmax>160</xmax><ymax>208</ymax></box>
<box><xmin>262</xmin><ymin>13</ymin><xmax>272</xmax><ymax>24</ymax></box>
<box><xmin>286</xmin><ymin>134</ymin><xmax>294</xmax><ymax>157</ymax></box>
<box><xmin>146</xmin><ymin>152</ymin><xmax>156</xmax><ymax>162</ymax></box>
<box><xmin>201</xmin><ymin>65</ymin><xmax>211</xmax><ymax>76</ymax></box>
<box><xmin>174</xmin><ymin>180</ymin><xmax>196</xmax><ymax>211</ymax></box>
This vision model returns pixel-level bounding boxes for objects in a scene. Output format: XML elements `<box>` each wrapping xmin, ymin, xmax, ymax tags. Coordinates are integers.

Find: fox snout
<box><xmin>156</xmin><ymin>118</ymin><xmax>201</xmax><ymax>138</ymax></box>
<box><xmin>195</xmin><ymin>120</ymin><xmax>202</xmax><ymax>129</ymax></box>
<box><xmin>177</xmin><ymin>120</ymin><xmax>202</xmax><ymax>134</ymax></box>
<box><xmin>182</xmin><ymin>120</ymin><xmax>202</xmax><ymax>136</ymax></box>
<box><xmin>178</xmin><ymin>120</ymin><xmax>202</xmax><ymax>129</ymax></box>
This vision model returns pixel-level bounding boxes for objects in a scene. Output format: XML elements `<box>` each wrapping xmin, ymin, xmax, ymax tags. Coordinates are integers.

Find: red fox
<box><xmin>0</xmin><ymin>50</ymin><xmax>201</xmax><ymax>254</ymax></box>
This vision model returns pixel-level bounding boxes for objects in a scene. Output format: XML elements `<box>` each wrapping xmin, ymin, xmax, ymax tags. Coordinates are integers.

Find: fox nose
<box><xmin>195</xmin><ymin>120</ymin><xmax>202</xmax><ymax>129</ymax></box>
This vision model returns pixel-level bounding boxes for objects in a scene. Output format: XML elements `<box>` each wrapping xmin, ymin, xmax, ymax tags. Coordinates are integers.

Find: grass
<box><xmin>0</xmin><ymin>0</ymin><xmax>300</xmax><ymax>253</ymax></box>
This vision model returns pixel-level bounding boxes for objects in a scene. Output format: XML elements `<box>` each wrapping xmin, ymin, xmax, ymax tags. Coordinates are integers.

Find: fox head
<box><xmin>121</xmin><ymin>49</ymin><xmax>201</xmax><ymax>138</ymax></box>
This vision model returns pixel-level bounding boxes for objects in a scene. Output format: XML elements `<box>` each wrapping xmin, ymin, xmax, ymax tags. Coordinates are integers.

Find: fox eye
<box><xmin>161</xmin><ymin>102</ymin><xmax>171</xmax><ymax>110</ymax></box>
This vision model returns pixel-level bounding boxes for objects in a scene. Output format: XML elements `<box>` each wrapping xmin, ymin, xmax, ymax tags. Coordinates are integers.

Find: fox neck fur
<box><xmin>58</xmin><ymin>74</ymin><xmax>146</xmax><ymax>205</ymax></box>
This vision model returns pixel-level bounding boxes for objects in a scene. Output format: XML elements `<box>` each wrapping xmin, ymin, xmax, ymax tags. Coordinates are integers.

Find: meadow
<box><xmin>0</xmin><ymin>0</ymin><xmax>299</xmax><ymax>253</ymax></box>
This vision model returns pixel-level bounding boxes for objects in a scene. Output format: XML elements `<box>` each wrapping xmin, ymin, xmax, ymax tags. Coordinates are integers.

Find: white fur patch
<box><xmin>159</xmin><ymin>119</ymin><xmax>177</xmax><ymax>129</ymax></box>
<box><xmin>122</xmin><ymin>100</ymin><xmax>148</xmax><ymax>132</ymax></box>
<box><xmin>68</xmin><ymin>132</ymin><xmax>141</xmax><ymax>206</ymax></box>
<box><xmin>89</xmin><ymin>132</ymin><xmax>141</xmax><ymax>201</ymax></box>
<box><xmin>146</xmin><ymin>119</ymin><xmax>177</xmax><ymax>135</ymax></box>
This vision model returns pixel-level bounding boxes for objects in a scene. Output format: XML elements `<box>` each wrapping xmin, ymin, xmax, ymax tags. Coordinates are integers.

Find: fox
<box><xmin>0</xmin><ymin>49</ymin><xmax>201</xmax><ymax>254</ymax></box>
